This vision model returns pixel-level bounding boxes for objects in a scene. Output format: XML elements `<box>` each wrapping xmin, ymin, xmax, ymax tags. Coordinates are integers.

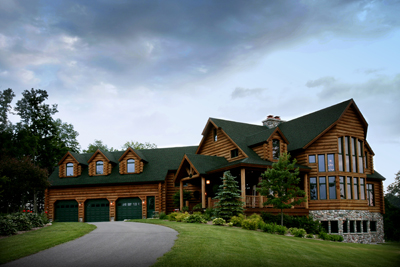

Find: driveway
<box><xmin>4</xmin><ymin>221</ymin><xmax>178</xmax><ymax>267</ymax></box>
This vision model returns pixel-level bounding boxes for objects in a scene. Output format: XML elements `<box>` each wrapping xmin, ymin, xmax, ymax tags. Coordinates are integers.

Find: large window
<box><xmin>345</xmin><ymin>137</ymin><xmax>350</xmax><ymax>172</ymax></box>
<box><xmin>358</xmin><ymin>140</ymin><xmax>364</xmax><ymax>173</ymax></box>
<box><xmin>319</xmin><ymin>177</ymin><xmax>327</xmax><ymax>200</ymax></box>
<box><xmin>351</xmin><ymin>137</ymin><xmax>357</xmax><ymax>173</ymax></box>
<box><xmin>367</xmin><ymin>184</ymin><xmax>374</xmax><ymax>206</ymax></box>
<box><xmin>272</xmin><ymin>139</ymin><xmax>280</xmax><ymax>159</ymax></box>
<box><xmin>347</xmin><ymin>177</ymin><xmax>352</xmax><ymax>199</ymax></box>
<box><xmin>318</xmin><ymin>154</ymin><xmax>326</xmax><ymax>172</ymax></box>
<box><xmin>338</xmin><ymin>137</ymin><xmax>344</xmax><ymax>171</ymax></box>
<box><xmin>360</xmin><ymin>178</ymin><xmax>365</xmax><ymax>200</ymax></box>
<box><xmin>353</xmin><ymin>177</ymin><xmax>359</xmax><ymax>200</ymax></box>
<box><xmin>127</xmin><ymin>159</ymin><xmax>135</xmax><ymax>173</ymax></box>
<box><xmin>96</xmin><ymin>161</ymin><xmax>104</xmax><ymax>175</ymax></box>
<box><xmin>328</xmin><ymin>176</ymin><xmax>336</xmax><ymax>199</ymax></box>
<box><xmin>310</xmin><ymin>177</ymin><xmax>317</xmax><ymax>200</ymax></box>
<box><xmin>339</xmin><ymin>176</ymin><xmax>346</xmax><ymax>199</ymax></box>
<box><xmin>327</xmin><ymin>154</ymin><xmax>335</xmax><ymax>171</ymax></box>
<box><xmin>66</xmin><ymin>163</ymin><xmax>74</xmax><ymax>176</ymax></box>
<box><xmin>339</xmin><ymin>136</ymin><xmax>364</xmax><ymax>173</ymax></box>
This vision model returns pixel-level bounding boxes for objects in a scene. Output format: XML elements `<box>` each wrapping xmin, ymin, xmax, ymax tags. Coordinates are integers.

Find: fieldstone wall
<box><xmin>310</xmin><ymin>210</ymin><xmax>384</xmax><ymax>244</ymax></box>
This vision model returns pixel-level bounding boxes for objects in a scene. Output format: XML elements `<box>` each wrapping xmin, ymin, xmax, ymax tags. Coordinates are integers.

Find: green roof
<box><xmin>185</xmin><ymin>154</ymin><xmax>229</xmax><ymax>174</ymax></box>
<box><xmin>367</xmin><ymin>170</ymin><xmax>386</xmax><ymax>180</ymax></box>
<box><xmin>49</xmin><ymin>146</ymin><xmax>197</xmax><ymax>187</ymax></box>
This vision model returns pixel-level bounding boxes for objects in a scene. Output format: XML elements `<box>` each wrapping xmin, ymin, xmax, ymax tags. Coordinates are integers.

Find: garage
<box><xmin>85</xmin><ymin>199</ymin><xmax>110</xmax><ymax>222</ymax></box>
<box><xmin>116</xmin><ymin>197</ymin><xmax>142</xmax><ymax>221</ymax></box>
<box><xmin>55</xmin><ymin>200</ymin><xmax>78</xmax><ymax>222</ymax></box>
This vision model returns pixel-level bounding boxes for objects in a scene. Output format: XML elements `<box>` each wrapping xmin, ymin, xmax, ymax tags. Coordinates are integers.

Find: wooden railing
<box><xmin>245</xmin><ymin>196</ymin><xmax>306</xmax><ymax>209</ymax></box>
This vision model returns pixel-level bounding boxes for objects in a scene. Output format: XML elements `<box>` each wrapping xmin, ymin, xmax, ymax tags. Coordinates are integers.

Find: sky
<box><xmin>1</xmin><ymin>0</ymin><xmax>399</xmax><ymax>189</ymax></box>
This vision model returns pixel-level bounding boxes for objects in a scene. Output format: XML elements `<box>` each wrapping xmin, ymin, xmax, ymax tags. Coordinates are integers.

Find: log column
<box><xmin>201</xmin><ymin>176</ymin><xmax>206</xmax><ymax>209</ymax></box>
<box><xmin>180</xmin><ymin>180</ymin><xmax>184</xmax><ymax>211</ymax></box>
<box><xmin>304</xmin><ymin>173</ymin><xmax>309</xmax><ymax>209</ymax></box>
<box><xmin>241</xmin><ymin>168</ymin><xmax>246</xmax><ymax>206</ymax></box>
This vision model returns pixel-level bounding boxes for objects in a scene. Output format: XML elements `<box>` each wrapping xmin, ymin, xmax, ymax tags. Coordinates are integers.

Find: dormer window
<box><xmin>213</xmin><ymin>128</ymin><xmax>217</xmax><ymax>142</ymax></box>
<box><xmin>231</xmin><ymin>149</ymin><xmax>239</xmax><ymax>158</ymax></box>
<box><xmin>272</xmin><ymin>139</ymin><xmax>280</xmax><ymax>159</ymax></box>
<box><xmin>127</xmin><ymin>159</ymin><xmax>135</xmax><ymax>173</ymax></box>
<box><xmin>66</xmin><ymin>163</ymin><xmax>74</xmax><ymax>176</ymax></box>
<box><xmin>96</xmin><ymin>161</ymin><xmax>104</xmax><ymax>175</ymax></box>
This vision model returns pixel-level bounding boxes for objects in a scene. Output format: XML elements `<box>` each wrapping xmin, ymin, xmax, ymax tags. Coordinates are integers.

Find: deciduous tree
<box><xmin>386</xmin><ymin>170</ymin><xmax>400</xmax><ymax>209</ymax></box>
<box><xmin>121</xmin><ymin>141</ymin><xmax>157</xmax><ymax>150</ymax></box>
<box><xmin>83</xmin><ymin>139</ymin><xmax>117</xmax><ymax>153</ymax></box>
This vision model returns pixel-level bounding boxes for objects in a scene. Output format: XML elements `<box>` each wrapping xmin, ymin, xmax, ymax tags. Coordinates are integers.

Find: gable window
<box><xmin>327</xmin><ymin>154</ymin><xmax>335</xmax><ymax>172</ymax></box>
<box><xmin>367</xmin><ymin>184</ymin><xmax>374</xmax><ymax>206</ymax></box>
<box><xmin>213</xmin><ymin>128</ymin><xmax>217</xmax><ymax>142</ymax></box>
<box><xmin>347</xmin><ymin>177</ymin><xmax>352</xmax><ymax>199</ymax></box>
<box><xmin>310</xmin><ymin>177</ymin><xmax>317</xmax><ymax>200</ymax></box>
<box><xmin>358</xmin><ymin>140</ymin><xmax>364</xmax><ymax>173</ymax></box>
<box><xmin>360</xmin><ymin>178</ymin><xmax>365</xmax><ymax>200</ymax></box>
<box><xmin>351</xmin><ymin>138</ymin><xmax>357</xmax><ymax>173</ymax></box>
<box><xmin>353</xmin><ymin>177</ymin><xmax>359</xmax><ymax>200</ymax></box>
<box><xmin>127</xmin><ymin>159</ymin><xmax>135</xmax><ymax>173</ymax></box>
<box><xmin>318</xmin><ymin>154</ymin><xmax>325</xmax><ymax>172</ymax></box>
<box><xmin>345</xmin><ymin>137</ymin><xmax>350</xmax><ymax>172</ymax></box>
<box><xmin>319</xmin><ymin>177</ymin><xmax>327</xmax><ymax>200</ymax></box>
<box><xmin>338</xmin><ymin>137</ymin><xmax>344</xmax><ymax>171</ymax></box>
<box><xmin>231</xmin><ymin>149</ymin><xmax>239</xmax><ymax>158</ymax></box>
<box><xmin>308</xmin><ymin>155</ymin><xmax>316</xmax><ymax>163</ymax></box>
<box><xmin>66</xmin><ymin>163</ymin><xmax>74</xmax><ymax>176</ymax></box>
<box><xmin>96</xmin><ymin>161</ymin><xmax>104</xmax><ymax>175</ymax></box>
<box><xmin>328</xmin><ymin>176</ymin><xmax>336</xmax><ymax>199</ymax></box>
<box><xmin>339</xmin><ymin>176</ymin><xmax>346</xmax><ymax>199</ymax></box>
<box><xmin>364</xmin><ymin>152</ymin><xmax>368</xmax><ymax>169</ymax></box>
<box><xmin>272</xmin><ymin>139</ymin><xmax>280</xmax><ymax>159</ymax></box>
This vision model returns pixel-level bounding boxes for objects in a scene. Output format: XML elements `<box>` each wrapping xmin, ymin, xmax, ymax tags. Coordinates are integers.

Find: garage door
<box><xmin>55</xmin><ymin>200</ymin><xmax>78</xmax><ymax>222</ymax></box>
<box><xmin>116</xmin><ymin>197</ymin><xmax>142</xmax><ymax>221</ymax></box>
<box><xmin>85</xmin><ymin>199</ymin><xmax>110</xmax><ymax>222</ymax></box>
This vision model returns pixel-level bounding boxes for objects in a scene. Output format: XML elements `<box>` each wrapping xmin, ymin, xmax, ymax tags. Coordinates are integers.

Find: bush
<box><xmin>181</xmin><ymin>206</ymin><xmax>189</xmax><ymax>212</ymax></box>
<box><xmin>26</xmin><ymin>213</ymin><xmax>44</xmax><ymax>227</ymax></box>
<box><xmin>168</xmin><ymin>212</ymin><xmax>179</xmax><ymax>221</ymax></box>
<box><xmin>12</xmin><ymin>213</ymin><xmax>32</xmax><ymax>231</ymax></box>
<box><xmin>306</xmin><ymin>233</ymin><xmax>314</xmax><ymax>239</ymax></box>
<box><xmin>184</xmin><ymin>213</ymin><xmax>207</xmax><ymax>223</ymax></box>
<box><xmin>261</xmin><ymin>212</ymin><xmax>323</xmax><ymax>234</ymax></box>
<box><xmin>241</xmin><ymin>219</ymin><xmax>258</xmax><ymax>230</ymax></box>
<box><xmin>275</xmin><ymin>225</ymin><xmax>288</xmax><ymax>235</ymax></box>
<box><xmin>203</xmin><ymin>208</ymin><xmax>216</xmax><ymax>221</ymax></box>
<box><xmin>212</xmin><ymin>218</ymin><xmax>226</xmax><ymax>225</ymax></box>
<box><xmin>261</xmin><ymin>223</ymin><xmax>277</xmax><ymax>234</ymax></box>
<box><xmin>159</xmin><ymin>212</ymin><xmax>168</xmax><ymax>220</ymax></box>
<box><xmin>192</xmin><ymin>203</ymin><xmax>203</xmax><ymax>211</ymax></box>
<box><xmin>230</xmin><ymin>214</ymin><xmax>245</xmax><ymax>227</ymax></box>
<box><xmin>0</xmin><ymin>216</ymin><xmax>17</xmax><ymax>236</ymax></box>
<box><xmin>248</xmin><ymin>213</ymin><xmax>263</xmax><ymax>229</ymax></box>
<box><xmin>176</xmin><ymin>212</ymin><xmax>190</xmax><ymax>222</ymax></box>
<box><xmin>293</xmin><ymin>228</ymin><xmax>307</xmax><ymax>238</ymax></box>
<box><xmin>228</xmin><ymin>222</ymin><xmax>233</xmax><ymax>227</ymax></box>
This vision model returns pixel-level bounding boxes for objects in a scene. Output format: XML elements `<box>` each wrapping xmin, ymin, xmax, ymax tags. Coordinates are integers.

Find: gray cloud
<box><xmin>306</xmin><ymin>76</ymin><xmax>337</xmax><ymax>88</ymax></box>
<box><xmin>231</xmin><ymin>87</ymin><xmax>267</xmax><ymax>99</ymax></box>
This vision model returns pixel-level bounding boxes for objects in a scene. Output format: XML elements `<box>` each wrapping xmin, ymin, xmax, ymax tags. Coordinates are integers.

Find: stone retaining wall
<box><xmin>310</xmin><ymin>210</ymin><xmax>384</xmax><ymax>244</ymax></box>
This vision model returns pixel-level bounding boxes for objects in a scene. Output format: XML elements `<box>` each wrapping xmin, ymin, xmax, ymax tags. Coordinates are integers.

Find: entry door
<box><xmin>147</xmin><ymin>196</ymin><xmax>155</xmax><ymax>218</ymax></box>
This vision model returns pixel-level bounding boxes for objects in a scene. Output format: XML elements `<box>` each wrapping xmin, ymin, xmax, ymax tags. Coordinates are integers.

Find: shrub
<box><xmin>168</xmin><ymin>212</ymin><xmax>179</xmax><ymax>221</ymax></box>
<box><xmin>0</xmin><ymin>216</ymin><xmax>17</xmax><ymax>236</ymax></box>
<box><xmin>203</xmin><ymin>208</ymin><xmax>216</xmax><ymax>221</ymax></box>
<box><xmin>325</xmin><ymin>234</ymin><xmax>344</xmax><ymax>242</ymax></box>
<box><xmin>212</xmin><ymin>218</ymin><xmax>226</xmax><ymax>225</ymax></box>
<box><xmin>176</xmin><ymin>212</ymin><xmax>190</xmax><ymax>222</ymax></box>
<box><xmin>228</xmin><ymin>222</ymin><xmax>233</xmax><ymax>227</ymax></box>
<box><xmin>184</xmin><ymin>213</ymin><xmax>207</xmax><ymax>223</ymax></box>
<box><xmin>159</xmin><ymin>212</ymin><xmax>168</xmax><ymax>220</ymax></box>
<box><xmin>12</xmin><ymin>213</ymin><xmax>32</xmax><ymax>231</ymax></box>
<box><xmin>306</xmin><ymin>233</ymin><xmax>314</xmax><ymax>239</ymax></box>
<box><xmin>261</xmin><ymin>212</ymin><xmax>323</xmax><ymax>234</ymax></box>
<box><xmin>192</xmin><ymin>203</ymin><xmax>203</xmax><ymax>211</ymax></box>
<box><xmin>26</xmin><ymin>213</ymin><xmax>44</xmax><ymax>227</ymax></box>
<box><xmin>182</xmin><ymin>206</ymin><xmax>189</xmax><ymax>212</ymax></box>
<box><xmin>230</xmin><ymin>214</ymin><xmax>245</xmax><ymax>227</ymax></box>
<box><xmin>294</xmin><ymin>228</ymin><xmax>307</xmax><ymax>238</ymax></box>
<box><xmin>248</xmin><ymin>213</ymin><xmax>263</xmax><ymax>229</ymax></box>
<box><xmin>275</xmin><ymin>225</ymin><xmax>288</xmax><ymax>235</ymax></box>
<box><xmin>241</xmin><ymin>219</ymin><xmax>258</xmax><ymax>230</ymax></box>
<box><xmin>261</xmin><ymin>223</ymin><xmax>277</xmax><ymax>234</ymax></box>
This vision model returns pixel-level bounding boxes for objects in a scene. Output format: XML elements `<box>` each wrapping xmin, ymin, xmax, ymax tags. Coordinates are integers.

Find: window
<box><xmin>96</xmin><ymin>161</ymin><xmax>104</xmax><ymax>175</ymax></box>
<box><xmin>327</xmin><ymin>154</ymin><xmax>335</xmax><ymax>171</ymax></box>
<box><xmin>331</xmin><ymin>221</ymin><xmax>338</xmax><ymax>233</ymax></box>
<box><xmin>272</xmin><ymin>139</ymin><xmax>280</xmax><ymax>159</ymax></box>
<box><xmin>213</xmin><ymin>128</ymin><xmax>217</xmax><ymax>142</ymax></box>
<box><xmin>339</xmin><ymin>176</ymin><xmax>346</xmax><ymax>199</ymax></box>
<box><xmin>338</xmin><ymin>137</ymin><xmax>344</xmax><ymax>171</ymax></box>
<box><xmin>363</xmin><ymin>221</ymin><xmax>368</xmax><ymax>233</ymax></box>
<box><xmin>343</xmin><ymin>220</ymin><xmax>348</xmax><ymax>233</ymax></box>
<box><xmin>350</xmin><ymin>221</ymin><xmax>355</xmax><ymax>233</ymax></box>
<box><xmin>318</xmin><ymin>154</ymin><xmax>326</xmax><ymax>172</ymax></box>
<box><xmin>358</xmin><ymin>140</ymin><xmax>364</xmax><ymax>173</ymax></box>
<box><xmin>353</xmin><ymin>177</ymin><xmax>359</xmax><ymax>200</ymax></box>
<box><xmin>367</xmin><ymin>184</ymin><xmax>374</xmax><ymax>206</ymax></box>
<box><xmin>321</xmin><ymin>221</ymin><xmax>329</xmax><ymax>233</ymax></box>
<box><xmin>127</xmin><ymin>159</ymin><xmax>135</xmax><ymax>173</ymax></box>
<box><xmin>347</xmin><ymin>177</ymin><xmax>352</xmax><ymax>199</ymax></box>
<box><xmin>309</xmin><ymin>155</ymin><xmax>316</xmax><ymax>163</ymax></box>
<box><xmin>370</xmin><ymin>221</ymin><xmax>377</xmax><ymax>232</ymax></box>
<box><xmin>345</xmin><ymin>137</ymin><xmax>350</xmax><ymax>172</ymax></box>
<box><xmin>310</xmin><ymin>177</ymin><xmax>317</xmax><ymax>200</ymax></box>
<box><xmin>319</xmin><ymin>177</ymin><xmax>327</xmax><ymax>200</ymax></box>
<box><xmin>360</xmin><ymin>178</ymin><xmax>365</xmax><ymax>200</ymax></box>
<box><xmin>231</xmin><ymin>149</ymin><xmax>239</xmax><ymax>158</ymax></box>
<box><xmin>66</xmin><ymin>163</ymin><xmax>74</xmax><ymax>176</ymax></box>
<box><xmin>365</xmin><ymin>152</ymin><xmax>368</xmax><ymax>169</ymax></box>
<box><xmin>328</xmin><ymin>176</ymin><xmax>336</xmax><ymax>199</ymax></box>
<box><xmin>356</xmin><ymin>221</ymin><xmax>362</xmax><ymax>233</ymax></box>
<box><xmin>351</xmin><ymin>137</ymin><xmax>357</xmax><ymax>173</ymax></box>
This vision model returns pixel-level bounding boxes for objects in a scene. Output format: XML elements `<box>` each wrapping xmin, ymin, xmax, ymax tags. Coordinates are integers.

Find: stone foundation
<box><xmin>310</xmin><ymin>210</ymin><xmax>384</xmax><ymax>244</ymax></box>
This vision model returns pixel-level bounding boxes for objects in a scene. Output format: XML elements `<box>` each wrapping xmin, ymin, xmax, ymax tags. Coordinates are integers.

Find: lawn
<box><xmin>131</xmin><ymin>219</ymin><xmax>400</xmax><ymax>267</ymax></box>
<box><xmin>0</xmin><ymin>222</ymin><xmax>97</xmax><ymax>264</ymax></box>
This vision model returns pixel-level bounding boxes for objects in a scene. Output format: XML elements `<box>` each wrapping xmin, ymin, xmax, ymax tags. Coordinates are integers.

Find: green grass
<box><xmin>130</xmin><ymin>219</ymin><xmax>400</xmax><ymax>267</ymax></box>
<box><xmin>0</xmin><ymin>222</ymin><xmax>97</xmax><ymax>264</ymax></box>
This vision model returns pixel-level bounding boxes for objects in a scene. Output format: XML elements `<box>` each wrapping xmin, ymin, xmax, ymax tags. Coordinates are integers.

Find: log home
<box><xmin>46</xmin><ymin>99</ymin><xmax>385</xmax><ymax>243</ymax></box>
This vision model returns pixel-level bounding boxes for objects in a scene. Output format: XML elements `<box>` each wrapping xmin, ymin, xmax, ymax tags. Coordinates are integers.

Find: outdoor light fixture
<box><xmin>206</xmin><ymin>180</ymin><xmax>210</xmax><ymax>184</ymax></box>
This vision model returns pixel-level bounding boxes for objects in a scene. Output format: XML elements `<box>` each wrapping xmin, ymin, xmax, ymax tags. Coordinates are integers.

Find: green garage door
<box><xmin>116</xmin><ymin>197</ymin><xmax>142</xmax><ymax>221</ymax></box>
<box><xmin>85</xmin><ymin>199</ymin><xmax>110</xmax><ymax>222</ymax></box>
<box><xmin>55</xmin><ymin>200</ymin><xmax>78</xmax><ymax>222</ymax></box>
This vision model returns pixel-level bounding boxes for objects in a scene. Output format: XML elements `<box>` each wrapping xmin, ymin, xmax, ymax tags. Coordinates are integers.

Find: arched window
<box><xmin>66</xmin><ymin>163</ymin><xmax>74</xmax><ymax>176</ymax></box>
<box><xmin>127</xmin><ymin>159</ymin><xmax>135</xmax><ymax>173</ymax></box>
<box><xmin>272</xmin><ymin>139</ymin><xmax>280</xmax><ymax>159</ymax></box>
<box><xmin>96</xmin><ymin>161</ymin><xmax>103</xmax><ymax>175</ymax></box>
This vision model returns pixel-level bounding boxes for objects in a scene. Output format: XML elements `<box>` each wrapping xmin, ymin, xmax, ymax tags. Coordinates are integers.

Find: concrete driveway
<box><xmin>4</xmin><ymin>221</ymin><xmax>178</xmax><ymax>267</ymax></box>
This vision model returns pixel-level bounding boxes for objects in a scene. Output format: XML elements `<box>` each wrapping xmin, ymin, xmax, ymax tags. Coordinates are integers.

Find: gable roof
<box><xmin>118</xmin><ymin>147</ymin><xmax>148</xmax><ymax>162</ymax></box>
<box><xmin>49</xmin><ymin>146</ymin><xmax>198</xmax><ymax>187</ymax></box>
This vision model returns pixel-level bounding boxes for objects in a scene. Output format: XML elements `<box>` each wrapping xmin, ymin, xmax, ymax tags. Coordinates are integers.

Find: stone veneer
<box><xmin>310</xmin><ymin>210</ymin><xmax>384</xmax><ymax>244</ymax></box>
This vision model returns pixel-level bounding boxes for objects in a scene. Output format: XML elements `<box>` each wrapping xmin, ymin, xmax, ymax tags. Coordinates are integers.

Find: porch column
<box><xmin>241</xmin><ymin>168</ymin><xmax>246</xmax><ymax>205</ymax></box>
<box><xmin>304</xmin><ymin>173</ymin><xmax>309</xmax><ymax>209</ymax></box>
<box><xmin>180</xmin><ymin>180</ymin><xmax>184</xmax><ymax>211</ymax></box>
<box><xmin>201</xmin><ymin>176</ymin><xmax>206</xmax><ymax>209</ymax></box>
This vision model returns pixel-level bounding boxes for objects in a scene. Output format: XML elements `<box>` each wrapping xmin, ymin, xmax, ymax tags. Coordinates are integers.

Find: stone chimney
<box><xmin>262</xmin><ymin>115</ymin><xmax>283</xmax><ymax>129</ymax></box>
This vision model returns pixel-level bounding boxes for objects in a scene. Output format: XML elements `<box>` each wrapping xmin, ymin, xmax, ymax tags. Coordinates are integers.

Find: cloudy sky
<box><xmin>1</xmin><ymin>0</ymin><xmax>399</xmax><ymax>188</ymax></box>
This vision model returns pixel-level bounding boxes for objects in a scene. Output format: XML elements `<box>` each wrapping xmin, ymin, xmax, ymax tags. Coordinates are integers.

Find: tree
<box><xmin>257</xmin><ymin>152</ymin><xmax>306</xmax><ymax>226</ymax></box>
<box><xmin>0</xmin><ymin>88</ymin><xmax>15</xmax><ymax>132</ymax></box>
<box><xmin>83</xmin><ymin>139</ymin><xmax>117</xmax><ymax>153</ymax></box>
<box><xmin>54</xmin><ymin>119</ymin><xmax>80</xmax><ymax>153</ymax></box>
<box><xmin>213</xmin><ymin>171</ymin><xmax>244</xmax><ymax>221</ymax></box>
<box><xmin>386</xmin><ymin>170</ymin><xmax>400</xmax><ymax>209</ymax></box>
<box><xmin>121</xmin><ymin>141</ymin><xmax>157</xmax><ymax>150</ymax></box>
<box><xmin>384</xmin><ymin>196</ymin><xmax>400</xmax><ymax>241</ymax></box>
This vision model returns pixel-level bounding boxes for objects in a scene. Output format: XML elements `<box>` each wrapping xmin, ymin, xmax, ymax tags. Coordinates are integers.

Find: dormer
<box><xmin>87</xmin><ymin>149</ymin><xmax>116</xmax><ymax>176</ymax></box>
<box><xmin>249</xmin><ymin>127</ymin><xmax>289</xmax><ymax>161</ymax></box>
<box><xmin>58</xmin><ymin>151</ymin><xmax>85</xmax><ymax>177</ymax></box>
<box><xmin>118</xmin><ymin>147</ymin><xmax>146</xmax><ymax>174</ymax></box>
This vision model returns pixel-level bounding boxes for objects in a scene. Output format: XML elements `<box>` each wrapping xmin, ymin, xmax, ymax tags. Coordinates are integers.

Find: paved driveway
<box><xmin>4</xmin><ymin>221</ymin><xmax>178</xmax><ymax>267</ymax></box>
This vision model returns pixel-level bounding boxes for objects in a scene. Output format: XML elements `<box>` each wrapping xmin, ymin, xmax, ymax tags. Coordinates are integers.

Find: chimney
<box><xmin>262</xmin><ymin>115</ymin><xmax>283</xmax><ymax>129</ymax></box>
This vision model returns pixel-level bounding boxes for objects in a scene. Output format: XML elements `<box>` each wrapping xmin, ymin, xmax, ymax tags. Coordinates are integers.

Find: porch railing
<box><xmin>245</xmin><ymin>196</ymin><xmax>306</xmax><ymax>209</ymax></box>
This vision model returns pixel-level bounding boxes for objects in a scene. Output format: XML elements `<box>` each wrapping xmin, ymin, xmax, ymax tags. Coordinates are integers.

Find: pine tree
<box><xmin>214</xmin><ymin>171</ymin><xmax>244</xmax><ymax>221</ymax></box>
